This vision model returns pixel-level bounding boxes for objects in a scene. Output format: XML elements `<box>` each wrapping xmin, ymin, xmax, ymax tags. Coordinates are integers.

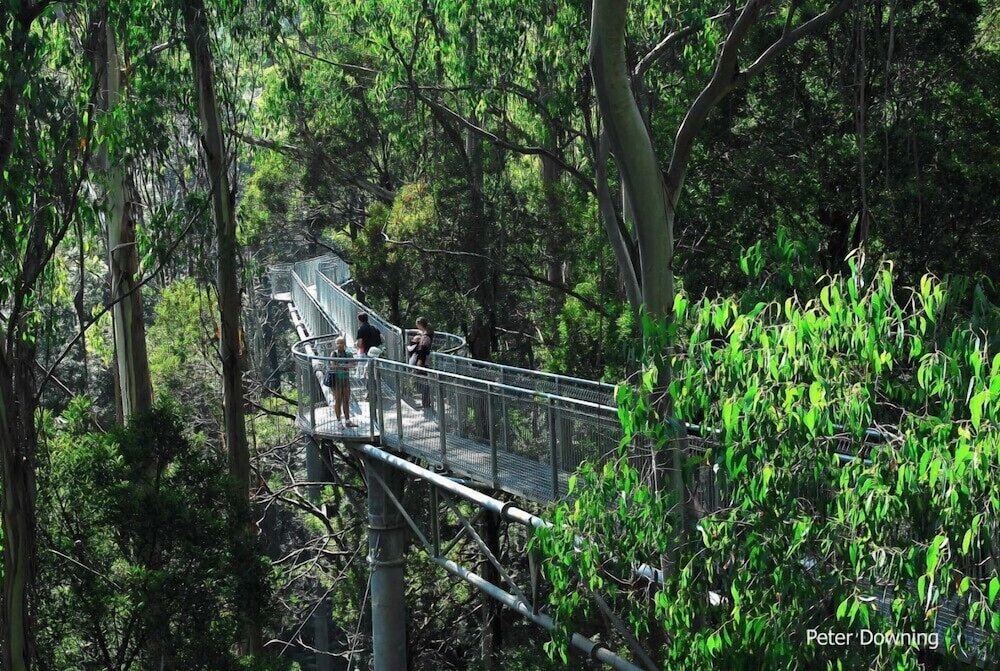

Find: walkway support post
<box><xmin>366</xmin><ymin>452</ymin><xmax>408</xmax><ymax>671</ymax></box>
<box><xmin>481</xmin><ymin>509</ymin><xmax>502</xmax><ymax>669</ymax></box>
<box><xmin>305</xmin><ymin>437</ymin><xmax>332</xmax><ymax>671</ymax></box>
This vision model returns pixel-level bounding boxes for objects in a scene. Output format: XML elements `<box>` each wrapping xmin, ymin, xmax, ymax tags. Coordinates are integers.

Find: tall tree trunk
<box><xmin>0</xmin><ymin>342</ymin><xmax>38</xmax><ymax>671</ymax></box>
<box><xmin>537</xmin><ymin>5</ymin><xmax>568</xmax><ymax>322</ymax></box>
<box><xmin>0</xmin><ymin>7</ymin><xmax>43</xmax><ymax>668</ymax></box>
<box><xmin>95</xmin><ymin>16</ymin><xmax>153</xmax><ymax>422</ymax></box>
<box><xmin>182</xmin><ymin>0</ymin><xmax>259</xmax><ymax>653</ymax></box>
<box><xmin>589</xmin><ymin>0</ymin><xmax>685</xmax><ymax>584</ymax></box>
<box><xmin>588</xmin><ymin>0</ymin><xmax>854</xmax><ymax>585</ymax></box>
<box><xmin>463</xmin><ymin>2</ymin><xmax>493</xmax><ymax>362</ymax></box>
<box><xmin>541</xmin><ymin>149</ymin><xmax>567</xmax><ymax>320</ymax></box>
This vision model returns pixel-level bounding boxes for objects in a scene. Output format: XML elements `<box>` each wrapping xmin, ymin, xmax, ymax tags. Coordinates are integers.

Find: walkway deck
<box><xmin>273</xmin><ymin>253</ymin><xmax>998</xmax><ymax>667</ymax></box>
<box><xmin>281</xmin><ymin>257</ymin><xmax>606</xmax><ymax>504</ymax></box>
<box><xmin>379</xmin><ymin>398</ymin><xmax>571</xmax><ymax>502</ymax></box>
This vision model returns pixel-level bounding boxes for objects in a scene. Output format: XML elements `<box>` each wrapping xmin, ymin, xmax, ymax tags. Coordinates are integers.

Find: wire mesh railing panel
<box><xmin>292</xmin><ymin>336</ymin><xmax>378</xmax><ymax>440</ymax></box>
<box><xmin>496</xmin><ymin>393</ymin><xmax>558</xmax><ymax>500</ymax></box>
<box><xmin>374</xmin><ymin>366</ymin><xmax>400</xmax><ymax>443</ymax></box>
<box><xmin>430</xmin><ymin>353</ymin><xmax>616</xmax><ymax>407</ymax></box>
<box><xmin>406</xmin><ymin>329</ymin><xmax>467</xmax><ymax>357</ymax></box>
<box><xmin>382</xmin><ymin>364</ymin><xmax>443</xmax><ymax>461</ymax></box>
<box><xmin>314</xmin><ymin>270</ymin><xmax>406</xmax><ymax>362</ymax></box>
<box><xmin>291</xmin><ymin>272</ymin><xmax>337</xmax><ymax>338</ymax></box>
<box><xmin>268</xmin><ymin>263</ymin><xmax>293</xmax><ymax>299</ymax></box>
<box><xmin>445</xmin><ymin>377</ymin><xmax>494</xmax><ymax>484</ymax></box>
<box><xmin>318</xmin><ymin>255</ymin><xmax>351</xmax><ymax>285</ymax></box>
<box><xmin>292</xmin><ymin>254</ymin><xmax>337</xmax><ymax>289</ymax></box>
<box><xmin>368</xmin><ymin>358</ymin><xmax>624</xmax><ymax>502</ymax></box>
<box><xmin>556</xmin><ymin>401</ymin><xmax>622</xmax><ymax>476</ymax></box>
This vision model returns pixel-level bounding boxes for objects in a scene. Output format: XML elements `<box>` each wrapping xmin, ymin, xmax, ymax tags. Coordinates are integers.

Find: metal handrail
<box><xmin>314</xmin><ymin>268</ymin><xmax>407</xmax><ymax>362</ymax></box>
<box><xmin>375</xmin><ymin>357</ymin><xmax>618</xmax><ymax>413</ymax></box>
<box><xmin>405</xmin><ymin>329</ymin><xmax>467</xmax><ymax>356</ymax></box>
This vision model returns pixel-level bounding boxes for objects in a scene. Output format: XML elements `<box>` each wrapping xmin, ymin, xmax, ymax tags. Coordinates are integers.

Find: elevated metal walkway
<box><xmin>268</xmin><ymin>254</ymin><xmax>995</xmax><ymax>670</ymax></box>
<box><xmin>271</xmin><ymin>254</ymin><xmax>652</xmax><ymax>670</ymax></box>
<box><xmin>272</xmin><ymin>254</ymin><xmax>631</xmax><ymax>504</ymax></box>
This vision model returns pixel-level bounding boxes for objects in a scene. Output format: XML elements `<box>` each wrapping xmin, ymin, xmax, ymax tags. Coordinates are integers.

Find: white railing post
<box><xmin>548</xmin><ymin>397</ymin><xmax>558</xmax><ymax>499</ymax></box>
<box><xmin>310</xmin><ymin>362</ymin><xmax>317</xmax><ymax>431</ymax></box>
<box><xmin>437</xmin><ymin>373</ymin><xmax>447</xmax><ymax>465</ymax></box>
<box><xmin>369</xmin><ymin>362</ymin><xmax>376</xmax><ymax>441</ymax></box>
<box><xmin>395</xmin><ymin>368</ymin><xmax>403</xmax><ymax>444</ymax></box>
<box><xmin>488</xmin><ymin>390</ymin><xmax>498</xmax><ymax>488</ymax></box>
<box><xmin>374</xmin><ymin>362</ymin><xmax>385</xmax><ymax>436</ymax></box>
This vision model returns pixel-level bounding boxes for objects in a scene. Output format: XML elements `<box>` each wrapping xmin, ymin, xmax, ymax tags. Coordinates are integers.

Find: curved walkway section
<box><xmin>271</xmin><ymin>255</ymin><xmax>648</xmax><ymax>504</ymax></box>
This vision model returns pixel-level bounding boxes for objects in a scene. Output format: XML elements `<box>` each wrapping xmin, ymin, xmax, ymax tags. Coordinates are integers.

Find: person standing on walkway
<box><xmin>356</xmin><ymin>312</ymin><xmax>383</xmax><ymax>355</ymax></box>
<box><xmin>407</xmin><ymin>317</ymin><xmax>434</xmax><ymax>408</ymax></box>
<box><xmin>327</xmin><ymin>336</ymin><xmax>356</xmax><ymax>428</ymax></box>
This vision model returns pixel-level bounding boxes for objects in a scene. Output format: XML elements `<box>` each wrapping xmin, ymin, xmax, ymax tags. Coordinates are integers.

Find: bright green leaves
<box><xmin>925</xmin><ymin>535</ymin><xmax>946</xmax><ymax>575</ymax></box>
<box><xmin>539</xmin><ymin>247</ymin><xmax>1000</xmax><ymax>668</ymax></box>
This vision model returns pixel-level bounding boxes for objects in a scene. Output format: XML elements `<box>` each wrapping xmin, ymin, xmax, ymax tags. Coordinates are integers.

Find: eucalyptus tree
<box><xmin>92</xmin><ymin>3</ymin><xmax>155</xmax><ymax>421</ymax></box>
<box><xmin>589</xmin><ymin>0</ymin><xmax>857</xmax><ymax>575</ymax></box>
<box><xmin>0</xmin><ymin>1</ymin><xmax>99</xmax><ymax>668</ymax></box>
<box><xmin>181</xmin><ymin>0</ymin><xmax>268</xmax><ymax>654</ymax></box>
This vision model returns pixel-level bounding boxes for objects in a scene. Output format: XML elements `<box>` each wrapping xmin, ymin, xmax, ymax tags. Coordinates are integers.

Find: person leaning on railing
<box><xmin>407</xmin><ymin>317</ymin><xmax>434</xmax><ymax>409</ymax></box>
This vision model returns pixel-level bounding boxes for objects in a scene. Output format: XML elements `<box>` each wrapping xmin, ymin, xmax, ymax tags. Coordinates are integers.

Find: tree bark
<box><xmin>0</xmin><ymin>6</ymin><xmax>44</xmax><ymax>668</ymax></box>
<box><xmin>589</xmin><ymin>1</ymin><xmax>685</xmax><ymax>584</ymax></box>
<box><xmin>182</xmin><ymin>0</ymin><xmax>259</xmax><ymax>653</ymax></box>
<box><xmin>589</xmin><ymin>0</ymin><xmax>857</xmax><ymax>582</ymax></box>
<box><xmin>0</xmin><ymin>344</ymin><xmax>37</xmax><ymax>671</ymax></box>
<box><xmin>462</xmin><ymin>1</ymin><xmax>494</xmax><ymax>362</ymax></box>
<box><xmin>95</xmin><ymin>15</ymin><xmax>153</xmax><ymax>422</ymax></box>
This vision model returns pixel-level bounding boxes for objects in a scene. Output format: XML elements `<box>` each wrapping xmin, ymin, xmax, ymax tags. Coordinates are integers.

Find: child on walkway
<box><xmin>328</xmin><ymin>336</ymin><xmax>356</xmax><ymax>428</ymax></box>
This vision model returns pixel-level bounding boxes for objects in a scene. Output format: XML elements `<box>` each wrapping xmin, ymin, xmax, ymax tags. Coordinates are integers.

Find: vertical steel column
<box><xmin>437</xmin><ymin>374</ymin><xmax>447</xmax><ymax>465</ymax></box>
<box><xmin>305</xmin><ymin>436</ymin><xmax>331</xmax><ymax>671</ymax></box>
<box><xmin>366</xmin><ymin>455</ymin><xmax>407</xmax><ymax>671</ymax></box>
<box><xmin>430</xmin><ymin>486</ymin><xmax>440</xmax><ymax>558</ymax></box>
<box><xmin>548</xmin><ymin>397</ymin><xmax>558</xmax><ymax>499</ymax></box>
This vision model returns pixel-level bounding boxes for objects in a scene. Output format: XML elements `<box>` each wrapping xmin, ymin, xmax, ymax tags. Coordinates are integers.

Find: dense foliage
<box><xmin>0</xmin><ymin>0</ymin><xmax>996</xmax><ymax>669</ymax></box>
<box><xmin>38</xmin><ymin>404</ymin><xmax>272</xmax><ymax>670</ymax></box>
<box><xmin>537</xmin><ymin>248</ymin><xmax>1000</xmax><ymax>669</ymax></box>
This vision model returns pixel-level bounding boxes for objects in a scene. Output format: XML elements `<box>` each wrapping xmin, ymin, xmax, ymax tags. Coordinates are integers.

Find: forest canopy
<box><xmin>0</xmin><ymin>0</ymin><xmax>997</xmax><ymax>670</ymax></box>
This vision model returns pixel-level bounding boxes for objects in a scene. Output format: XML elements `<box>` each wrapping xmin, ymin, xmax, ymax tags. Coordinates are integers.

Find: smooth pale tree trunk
<box><xmin>541</xmin><ymin>149</ymin><xmax>567</xmax><ymax>319</ymax></box>
<box><xmin>537</xmin><ymin>7</ymin><xmax>568</xmax><ymax>321</ymax></box>
<box><xmin>589</xmin><ymin>0</ymin><xmax>856</xmax><ymax>591</ymax></box>
<box><xmin>95</xmin><ymin>20</ymin><xmax>153</xmax><ymax>422</ymax></box>
<box><xmin>183</xmin><ymin>0</ymin><xmax>250</xmax><ymax>501</ymax></box>
<box><xmin>182</xmin><ymin>0</ymin><xmax>259</xmax><ymax>653</ymax></box>
<box><xmin>589</xmin><ymin>0</ymin><xmax>686</xmax><ymax>579</ymax></box>
<box><xmin>465</xmin><ymin>128</ymin><xmax>493</xmax><ymax>362</ymax></box>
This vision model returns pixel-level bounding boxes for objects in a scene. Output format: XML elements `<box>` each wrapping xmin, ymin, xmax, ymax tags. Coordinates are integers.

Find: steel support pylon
<box><xmin>366</xmin><ymin>453</ymin><xmax>408</xmax><ymax>670</ymax></box>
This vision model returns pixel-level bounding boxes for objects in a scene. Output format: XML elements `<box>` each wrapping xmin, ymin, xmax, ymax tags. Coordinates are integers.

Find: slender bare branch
<box><xmin>665</xmin><ymin>0</ymin><xmax>760</xmax><ymax>206</ymax></box>
<box><xmin>738</xmin><ymin>0</ymin><xmax>855</xmax><ymax>83</ymax></box>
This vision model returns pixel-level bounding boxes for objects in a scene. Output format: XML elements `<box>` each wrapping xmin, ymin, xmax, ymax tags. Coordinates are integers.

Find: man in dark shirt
<box><xmin>355</xmin><ymin>313</ymin><xmax>383</xmax><ymax>354</ymax></box>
